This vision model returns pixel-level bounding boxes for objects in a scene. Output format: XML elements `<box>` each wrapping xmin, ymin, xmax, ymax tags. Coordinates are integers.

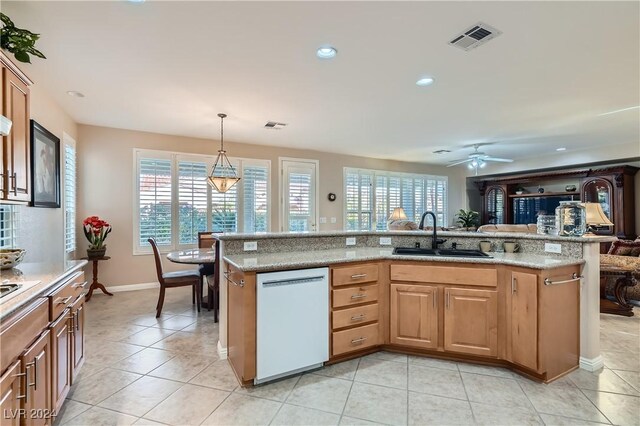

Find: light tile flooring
<box><xmin>55</xmin><ymin>288</ymin><xmax>640</xmax><ymax>426</ymax></box>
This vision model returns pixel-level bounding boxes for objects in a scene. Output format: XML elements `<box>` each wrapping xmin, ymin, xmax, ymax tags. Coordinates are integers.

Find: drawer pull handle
<box><xmin>72</xmin><ymin>281</ymin><xmax>88</xmax><ymax>289</ymax></box>
<box><xmin>351</xmin><ymin>274</ymin><xmax>367</xmax><ymax>279</ymax></box>
<box><xmin>56</xmin><ymin>296</ymin><xmax>73</xmax><ymax>305</ymax></box>
<box><xmin>351</xmin><ymin>337</ymin><xmax>367</xmax><ymax>345</ymax></box>
<box><xmin>351</xmin><ymin>314</ymin><xmax>366</xmax><ymax>321</ymax></box>
<box><xmin>351</xmin><ymin>294</ymin><xmax>366</xmax><ymax>300</ymax></box>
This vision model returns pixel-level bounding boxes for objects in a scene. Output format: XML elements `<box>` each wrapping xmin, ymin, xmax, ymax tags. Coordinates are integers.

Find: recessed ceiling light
<box><xmin>416</xmin><ymin>77</ymin><xmax>435</xmax><ymax>87</ymax></box>
<box><xmin>316</xmin><ymin>46</ymin><xmax>337</xmax><ymax>59</ymax></box>
<box><xmin>127</xmin><ymin>0</ymin><xmax>145</xmax><ymax>3</ymax></box>
<box><xmin>66</xmin><ymin>91</ymin><xmax>85</xmax><ymax>98</ymax></box>
<box><xmin>556</xmin><ymin>147</ymin><xmax>566</xmax><ymax>152</ymax></box>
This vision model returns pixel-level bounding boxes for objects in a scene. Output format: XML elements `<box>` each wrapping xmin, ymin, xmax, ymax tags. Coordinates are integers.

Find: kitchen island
<box><xmin>214</xmin><ymin>231</ymin><xmax>612</xmax><ymax>386</ymax></box>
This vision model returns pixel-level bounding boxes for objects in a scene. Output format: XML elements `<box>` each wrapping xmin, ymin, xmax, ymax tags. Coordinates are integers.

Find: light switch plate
<box><xmin>330</xmin><ymin>217</ymin><xmax>337</xmax><ymax>224</ymax></box>
<box><xmin>545</xmin><ymin>242</ymin><xmax>562</xmax><ymax>254</ymax></box>
<box><xmin>346</xmin><ymin>237</ymin><xmax>356</xmax><ymax>246</ymax></box>
<box><xmin>320</xmin><ymin>217</ymin><xmax>327</xmax><ymax>224</ymax></box>
<box><xmin>244</xmin><ymin>241</ymin><xmax>258</xmax><ymax>251</ymax></box>
<box><xmin>379</xmin><ymin>237</ymin><xmax>392</xmax><ymax>246</ymax></box>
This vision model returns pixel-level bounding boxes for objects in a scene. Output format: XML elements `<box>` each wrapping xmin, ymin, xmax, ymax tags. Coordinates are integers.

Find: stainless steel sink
<box><xmin>0</xmin><ymin>283</ymin><xmax>22</xmax><ymax>299</ymax></box>
<box><xmin>392</xmin><ymin>247</ymin><xmax>491</xmax><ymax>258</ymax></box>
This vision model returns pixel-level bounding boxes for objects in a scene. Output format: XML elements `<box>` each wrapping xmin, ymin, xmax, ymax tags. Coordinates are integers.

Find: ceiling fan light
<box><xmin>467</xmin><ymin>163</ymin><xmax>474</xmax><ymax>170</ymax></box>
<box><xmin>471</xmin><ymin>160</ymin><xmax>478</xmax><ymax>167</ymax></box>
<box><xmin>479</xmin><ymin>160</ymin><xmax>487</xmax><ymax>168</ymax></box>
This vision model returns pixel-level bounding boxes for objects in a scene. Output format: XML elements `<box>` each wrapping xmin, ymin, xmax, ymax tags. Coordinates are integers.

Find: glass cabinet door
<box><xmin>582</xmin><ymin>178</ymin><xmax>614</xmax><ymax>234</ymax></box>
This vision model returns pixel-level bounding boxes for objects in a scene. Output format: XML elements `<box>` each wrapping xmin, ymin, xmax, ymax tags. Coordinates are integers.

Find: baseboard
<box><xmin>104</xmin><ymin>282</ymin><xmax>158</xmax><ymax>293</ymax></box>
<box><xmin>579</xmin><ymin>355</ymin><xmax>605</xmax><ymax>371</ymax></box>
<box><xmin>217</xmin><ymin>340</ymin><xmax>228</xmax><ymax>359</ymax></box>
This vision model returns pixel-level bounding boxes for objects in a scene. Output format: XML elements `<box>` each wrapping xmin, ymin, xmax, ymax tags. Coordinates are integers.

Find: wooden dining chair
<box><xmin>148</xmin><ymin>238</ymin><xmax>202</xmax><ymax>318</ymax></box>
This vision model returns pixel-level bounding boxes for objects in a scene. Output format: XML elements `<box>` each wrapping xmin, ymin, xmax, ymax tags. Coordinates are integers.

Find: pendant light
<box><xmin>208</xmin><ymin>113</ymin><xmax>240</xmax><ymax>193</ymax></box>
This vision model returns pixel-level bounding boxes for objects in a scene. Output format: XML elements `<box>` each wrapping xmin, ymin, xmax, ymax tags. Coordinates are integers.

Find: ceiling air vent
<box><xmin>449</xmin><ymin>22</ymin><xmax>502</xmax><ymax>51</ymax></box>
<box><xmin>433</xmin><ymin>149</ymin><xmax>451</xmax><ymax>154</ymax></box>
<box><xmin>264</xmin><ymin>121</ymin><xmax>287</xmax><ymax>130</ymax></box>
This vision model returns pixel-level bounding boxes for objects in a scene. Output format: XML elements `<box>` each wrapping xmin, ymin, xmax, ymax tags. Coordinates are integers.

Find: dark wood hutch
<box><xmin>474</xmin><ymin>165</ymin><xmax>639</xmax><ymax>240</ymax></box>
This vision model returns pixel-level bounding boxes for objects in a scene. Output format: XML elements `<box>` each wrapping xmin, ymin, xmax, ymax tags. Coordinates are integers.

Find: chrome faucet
<box><xmin>418</xmin><ymin>211</ymin><xmax>447</xmax><ymax>249</ymax></box>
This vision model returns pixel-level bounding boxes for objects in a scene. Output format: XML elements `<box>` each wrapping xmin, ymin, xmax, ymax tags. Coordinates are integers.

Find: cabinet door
<box><xmin>390</xmin><ymin>284</ymin><xmax>438</xmax><ymax>349</ymax></box>
<box><xmin>21</xmin><ymin>330</ymin><xmax>52</xmax><ymax>426</ymax></box>
<box><xmin>444</xmin><ymin>288</ymin><xmax>498</xmax><ymax>357</ymax></box>
<box><xmin>510</xmin><ymin>271</ymin><xmax>538</xmax><ymax>370</ymax></box>
<box><xmin>2</xmin><ymin>66</ymin><xmax>30</xmax><ymax>202</ymax></box>
<box><xmin>0</xmin><ymin>360</ymin><xmax>22</xmax><ymax>426</ymax></box>
<box><xmin>49</xmin><ymin>311</ymin><xmax>71</xmax><ymax>414</ymax></box>
<box><xmin>71</xmin><ymin>296</ymin><xmax>85</xmax><ymax>382</ymax></box>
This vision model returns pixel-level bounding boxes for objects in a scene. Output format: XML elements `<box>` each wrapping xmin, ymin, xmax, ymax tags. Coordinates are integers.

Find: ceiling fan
<box><xmin>446</xmin><ymin>144</ymin><xmax>513</xmax><ymax>175</ymax></box>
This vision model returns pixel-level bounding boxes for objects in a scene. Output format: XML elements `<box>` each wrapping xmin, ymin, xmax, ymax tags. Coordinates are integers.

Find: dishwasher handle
<box><xmin>262</xmin><ymin>275</ymin><xmax>326</xmax><ymax>288</ymax></box>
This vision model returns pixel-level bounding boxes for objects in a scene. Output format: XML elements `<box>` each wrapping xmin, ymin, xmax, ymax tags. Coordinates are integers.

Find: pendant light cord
<box><xmin>220</xmin><ymin>115</ymin><xmax>224</xmax><ymax>152</ymax></box>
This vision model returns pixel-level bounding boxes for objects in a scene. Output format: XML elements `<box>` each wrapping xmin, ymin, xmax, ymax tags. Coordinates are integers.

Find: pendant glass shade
<box><xmin>208</xmin><ymin>113</ymin><xmax>240</xmax><ymax>193</ymax></box>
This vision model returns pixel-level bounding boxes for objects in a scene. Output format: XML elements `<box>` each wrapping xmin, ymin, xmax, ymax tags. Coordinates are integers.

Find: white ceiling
<box><xmin>3</xmin><ymin>1</ymin><xmax>639</xmax><ymax>166</ymax></box>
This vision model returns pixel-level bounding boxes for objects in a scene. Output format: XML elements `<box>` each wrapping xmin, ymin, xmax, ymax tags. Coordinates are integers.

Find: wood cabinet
<box><xmin>226</xmin><ymin>264</ymin><xmax>257</xmax><ymax>386</ymax></box>
<box><xmin>330</xmin><ymin>263</ymin><xmax>383</xmax><ymax>358</ymax></box>
<box><xmin>444</xmin><ymin>287</ymin><xmax>498</xmax><ymax>357</ymax></box>
<box><xmin>21</xmin><ymin>330</ymin><xmax>52</xmax><ymax>426</ymax></box>
<box><xmin>390</xmin><ymin>284</ymin><xmax>438</xmax><ymax>349</ymax></box>
<box><xmin>0</xmin><ymin>360</ymin><xmax>23</xmax><ymax>426</ymax></box>
<box><xmin>1</xmin><ymin>52</ymin><xmax>32</xmax><ymax>203</ymax></box>
<box><xmin>71</xmin><ymin>296</ymin><xmax>85</xmax><ymax>381</ymax></box>
<box><xmin>49</xmin><ymin>310</ymin><xmax>71</xmax><ymax>414</ymax></box>
<box><xmin>509</xmin><ymin>271</ymin><xmax>538</xmax><ymax>370</ymax></box>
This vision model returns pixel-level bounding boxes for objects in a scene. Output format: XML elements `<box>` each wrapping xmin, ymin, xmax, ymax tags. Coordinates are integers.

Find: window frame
<box><xmin>133</xmin><ymin>148</ymin><xmax>270</xmax><ymax>255</ymax></box>
<box><xmin>343</xmin><ymin>167</ymin><xmax>448</xmax><ymax>231</ymax></box>
<box><xmin>63</xmin><ymin>133</ymin><xmax>77</xmax><ymax>255</ymax></box>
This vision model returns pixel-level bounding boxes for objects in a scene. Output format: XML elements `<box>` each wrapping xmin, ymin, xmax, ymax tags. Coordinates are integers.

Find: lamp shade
<box><xmin>584</xmin><ymin>202</ymin><xmax>614</xmax><ymax>226</ymax></box>
<box><xmin>388</xmin><ymin>207</ymin><xmax>408</xmax><ymax>221</ymax></box>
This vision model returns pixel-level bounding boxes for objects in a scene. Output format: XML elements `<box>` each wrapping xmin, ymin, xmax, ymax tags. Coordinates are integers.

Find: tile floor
<box><xmin>55</xmin><ymin>288</ymin><xmax>640</xmax><ymax>426</ymax></box>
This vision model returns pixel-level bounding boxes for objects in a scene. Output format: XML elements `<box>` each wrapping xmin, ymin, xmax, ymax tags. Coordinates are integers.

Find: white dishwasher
<box><xmin>256</xmin><ymin>267</ymin><xmax>329</xmax><ymax>384</ymax></box>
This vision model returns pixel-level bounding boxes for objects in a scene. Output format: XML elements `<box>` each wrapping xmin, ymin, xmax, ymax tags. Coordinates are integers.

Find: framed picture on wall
<box><xmin>30</xmin><ymin>120</ymin><xmax>60</xmax><ymax>208</ymax></box>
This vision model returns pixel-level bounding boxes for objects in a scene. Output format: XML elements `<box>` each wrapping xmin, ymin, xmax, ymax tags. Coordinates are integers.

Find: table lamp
<box><xmin>584</xmin><ymin>202</ymin><xmax>614</xmax><ymax>236</ymax></box>
<box><xmin>388</xmin><ymin>207</ymin><xmax>408</xmax><ymax>222</ymax></box>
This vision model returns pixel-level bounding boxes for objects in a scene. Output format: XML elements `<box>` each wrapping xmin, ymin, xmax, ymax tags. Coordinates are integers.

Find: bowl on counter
<box><xmin>0</xmin><ymin>249</ymin><xmax>26</xmax><ymax>270</ymax></box>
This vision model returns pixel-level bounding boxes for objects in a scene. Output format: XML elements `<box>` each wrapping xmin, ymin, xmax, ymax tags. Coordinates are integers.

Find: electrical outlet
<box><xmin>330</xmin><ymin>217</ymin><xmax>337</xmax><ymax>224</ymax></box>
<box><xmin>379</xmin><ymin>237</ymin><xmax>392</xmax><ymax>246</ymax></box>
<box><xmin>545</xmin><ymin>242</ymin><xmax>562</xmax><ymax>254</ymax></box>
<box><xmin>346</xmin><ymin>237</ymin><xmax>356</xmax><ymax>246</ymax></box>
<box><xmin>320</xmin><ymin>217</ymin><xmax>327</xmax><ymax>224</ymax></box>
<box><xmin>244</xmin><ymin>241</ymin><xmax>258</xmax><ymax>251</ymax></box>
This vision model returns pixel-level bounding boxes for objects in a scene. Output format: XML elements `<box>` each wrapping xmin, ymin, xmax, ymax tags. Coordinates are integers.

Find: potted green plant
<box><xmin>455</xmin><ymin>209</ymin><xmax>479</xmax><ymax>231</ymax></box>
<box><xmin>1</xmin><ymin>13</ymin><xmax>46</xmax><ymax>63</ymax></box>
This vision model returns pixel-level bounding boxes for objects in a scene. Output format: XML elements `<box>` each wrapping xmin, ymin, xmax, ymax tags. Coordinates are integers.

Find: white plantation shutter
<box><xmin>243</xmin><ymin>164</ymin><xmax>269</xmax><ymax>232</ymax></box>
<box><xmin>288</xmin><ymin>172</ymin><xmax>312</xmax><ymax>231</ymax></box>
<box><xmin>345</xmin><ymin>168</ymin><xmax>448</xmax><ymax>230</ymax></box>
<box><xmin>0</xmin><ymin>205</ymin><xmax>17</xmax><ymax>248</ymax></box>
<box><xmin>178</xmin><ymin>160</ymin><xmax>208</xmax><ymax>244</ymax></box>
<box><xmin>138</xmin><ymin>157</ymin><xmax>173</xmax><ymax>247</ymax></box>
<box><xmin>211</xmin><ymin>185</ymin><xmax>238</xmax><ymax>232</ymax></box>
<box><xmin>64</xmin><ymin>143</ymin><xmax>77</xmax><ymax>253</ymax></box>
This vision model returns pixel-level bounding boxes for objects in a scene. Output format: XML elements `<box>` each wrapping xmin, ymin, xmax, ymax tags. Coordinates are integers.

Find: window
<box><xmin>64</xmin><ymin>140</ymin><xmax>77</xmax><ymax>253</ymax></box>
<box><xmin>134</xmin><ymin>149</ymin><xmax>270</xmax><ymax>253</ymax></box>
<box><xmin>344</xmin><ymin>168</ymin><xmax>448</xmax><ymax>230</ymax></box>
<box><xmin>0</xmin><ymin>205</ymin><xmax>17</xmax><ymax>248</ymax></box>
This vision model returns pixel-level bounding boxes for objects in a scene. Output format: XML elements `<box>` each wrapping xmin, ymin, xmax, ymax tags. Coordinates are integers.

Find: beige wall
<box><xmin>13</xmin><ymin>84</ymin><xmax>78</xmax><ymax>264</ymax></box>
<box><xmin>77</xmin><ymin>124</ymin><xmax>467</xmax><ymax>286</ymax></box>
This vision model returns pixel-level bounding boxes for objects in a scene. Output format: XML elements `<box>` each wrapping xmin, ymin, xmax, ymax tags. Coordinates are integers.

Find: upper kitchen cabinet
<box><xmin>1</xmin><ymin>51</ymin><xmax>32</xmax><ymax>203</ymax></box>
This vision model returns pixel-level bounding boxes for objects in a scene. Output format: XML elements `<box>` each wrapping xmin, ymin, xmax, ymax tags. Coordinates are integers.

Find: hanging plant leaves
<box><xmin>0</xmin><ymin>12</ymin><xmax>46</xmax><ymax>63</ymax></box>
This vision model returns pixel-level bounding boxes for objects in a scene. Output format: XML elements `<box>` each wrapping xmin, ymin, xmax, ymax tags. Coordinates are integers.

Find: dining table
<box><xmin>166</xmin><ymin>248</ymin><xmax>217</xmax><ymax>310</ymax></box>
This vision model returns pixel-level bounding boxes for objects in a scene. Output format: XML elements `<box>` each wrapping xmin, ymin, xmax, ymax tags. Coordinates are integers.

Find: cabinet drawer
<box><xmin>332</xmin><ymin>284</ymin><xmax>379</xmax><ymax>308</ymax></box>
<box><xmin>391</xmin><ymin>264</ymin><xmax>497</xmax><ymax>287</ymax></box>
<box><xmin>332</xmin><ymin>303</ymin><xmax>379</xmax><ymax>330</ymax></box>
<box><xmin>332</xmin><ymin>264</ymin><xmax>379</xmax><ymax>287</ymax></box>
<box><xmin>0</xmin><ymin>298</ymin><xmax>48</xmax><ymax>373</ymax></box>
<box><xmin>49</xmin><ymin>272</ymin><xmax>86</xmax><ymax>321</ymax></box>
<box><xmin>332</xmin><ymin>323</ymin><xmax>379</xmax><ymax>356</ymax></box>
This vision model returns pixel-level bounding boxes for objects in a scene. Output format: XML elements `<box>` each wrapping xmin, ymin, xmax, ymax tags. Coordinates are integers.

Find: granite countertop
<box><xmin>212</xmin><ymin>230</ymin><xmax>615</xmax><ymax>244</ymax></box>
<box><xmin>223</xmin><ymin>247</ymin><xmax>585</xmax><ymax>273</ymax></box>
<box><xmin>0</xmin><ymin>260</ymin><xmax>88</xmax><ymax>321</ymax></box>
